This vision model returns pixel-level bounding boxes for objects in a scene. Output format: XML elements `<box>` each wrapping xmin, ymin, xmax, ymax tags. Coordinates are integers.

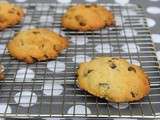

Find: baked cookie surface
<box><xmin>0</xmin><ymin>2</ymin><xmax>24</xmax><ymax>30</ymax></box>
<box><xmin>77</xmin><ymin>57</ymin><xmax>150</xmax><ymax>102</ymax></box>
<box><xmin>62</xmin><ymin>4</ymin><xmax>114</xmax><ymax>31</ymax></box>
<box><xmin>7</xmin><ymin>28</ymin><xmax>69</xmax><ymax>63</ymax></box>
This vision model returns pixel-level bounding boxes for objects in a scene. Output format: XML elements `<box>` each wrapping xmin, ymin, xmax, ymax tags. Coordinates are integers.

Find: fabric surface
<box><xmin>1</xmin><ymin>0</ymin><xmax>160</xmax><ymax>120</ymax></box>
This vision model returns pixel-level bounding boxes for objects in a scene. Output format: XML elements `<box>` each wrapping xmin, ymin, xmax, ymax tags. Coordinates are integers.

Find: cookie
<box><xmin>7</xmin><ymin>28</ymin><xmax>69</xmax><ymax>63</ymax></box>
<box><xmin>76</xmin><ymin>57</ymin><xmax>150</xmax><ymax>102</ymax></box>
<box><xmin>62</xmin><ymin>4</ymin><xmax>115</xmax><ymax>31</ymax></box>
<box><xmin>0</xmin><ymin>2</ymin><xmax>24</xmax><ymax>30</ymax></box>
<box><xmin>0</xmin><ymin>64</ymin><xmax>4</xmax><ymax>80</ymax></box>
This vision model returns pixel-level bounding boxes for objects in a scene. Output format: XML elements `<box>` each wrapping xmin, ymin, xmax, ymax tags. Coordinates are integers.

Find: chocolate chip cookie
<box><xmin>62</xmin><ymin>4</ymin><xmax>115</xmax><ymax>31</ymax></box>
<box><xmin>7</xmin><ymin>28</ymin><xmax>69</xmax><ymax>63</ymax></box>
<box><xmin>0</xmin><ymin>2</ymin><xmax>24</xmax><ymax>30</ymax></box>
<box><xmin>76</xmin><ymin>57</ymin><xmax>150</xmax><ymax>102</ymax></box>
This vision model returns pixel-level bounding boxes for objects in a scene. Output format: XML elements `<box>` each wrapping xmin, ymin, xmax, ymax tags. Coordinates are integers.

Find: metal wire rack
<box><xmin>0</xmin><ymin>2</ymin><xmax>160</xmax><ymax>119</ymax></box>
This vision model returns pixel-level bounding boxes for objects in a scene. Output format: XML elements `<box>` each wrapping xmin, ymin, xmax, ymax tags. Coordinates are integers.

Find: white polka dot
<box><xmin>120</xmin><ymin>28</ymin><xmax>138</xmax><ymax>37</ymax></box>
<box><xmin>57</xmin><ymin>0</ymin><xmax>71</xmax><ymax>4</ymax></box>
<box><xmin>0</xmin><ymin>44</ymin><xmax>6</xmax><ymax>54</ymax></box>
<box><xmin>23</xmin><ymin>16</ymin><xmax>32</xmax><ymax>23</ymax></box>
<box><xmin>109</xmin><ymin>102</ymin><xmax>129</xmax><ymax>109</ymax></box>
<box><xmin>122</xmin><ymin>10</ymin><xmax>137</xmax><ymax>16</ymax></box>
<box><xmin>95</xmin><ymin>44</ymin><xmax>113</xmax><ymax>53</ymax></box>
<box><xmin>72</xmin><ymin>55</ymin><xmax>91</xmax><ymax>63</ymax></box>
<box><xmin>70</xmin><ymin>36</ymin><xmax>89</xmax><ymax>45</ymax></box>
<box><xmin>127</xmin><ymin>59</ymin><xmax>140</xmax><ymax>66</ymax></box>
<box><xmin>122</xmin><ymin>43</ymin><xmax>140</xmax><ymax>53</ymax></box>
<box><xmin>14</xmin><ymin>91</ymin><xmax>37</xmax><ymax>107</ymax></box>
<box><xmin>15</xmin><ymin>0</ymin><xmax>27</xmax><ymax>2</ymax></box>
<box><xmin>36</xmin><ymin>4</ymin><xmax>50</xmax><ymax>11</ymax></box>
<box><xmin>53</xmin><ymin>28</ymin><xmax>65</xmax><ymax>36</ymax></box>
<box><xmin>114</xmin><ymin>0</ymin><xmax>130</xmax><ymax>5</ymax></box>
<box><xmin>0</xmin><ymin>103</ymin><xmax>12</xmax><ymax>113</ymax></box>
<box><xmin>42</xmin><ymin>81</ymin><xmax>63</xmax><ymax>96</ymax></box>
<box><xmin>47</xmin><ymin>61</ymin><xmax>65</xmax><ymax>73</ymax></box>
<box><xmin>67</xmin><ymin>105</ymin><xmax>91</xmax><ymax>114</ymax></box>
<box><xmin>115</xmin><ymin>16</ymin><xmax>125</xmax><ymax>26</ymax></box>
<box><xmin>151</xmin><ymin>34</ymin><xmax>160</xmax><ymax>43</ymax></box>
<box><xmin>3</xmin><ymin>30</ymin><xmax>15</xmax><ymax>38</ymax></box>
<box><xmin>85</xmin><ymin>0</ymin><xmax>97</xmax><ymax>2</ymax></box>
<box><xmin>146</xmin><ymin>18</ymin><xmax>156</xmax><ymax>27</ymax></box>
<box><xmin>21</xmin><ymin>25</ymin><xmax>35</xmax><ymax>31</ymax></box>
<box><xmin>15</xmin><ymin>68</ymin><xmax>35</xmax><ymax>82</ymax></box>
<box><xmin>147</xmin><ymin>7</ymin><xmax>160</xmax><ymax>14</ymax></box>
<box><xmin>39</xmin><ymin>16</ymin><xmax>53</xmax><ymax>23</ymax></box>
<box><xmin>156</xmin><ymin>51</ymin><xmax>160</xmax><ymax>60</ymax></box>
<box><xmin>56</xmin><ymin>8</ymin><xmax>66</xmax><ymax>13</ymax></box>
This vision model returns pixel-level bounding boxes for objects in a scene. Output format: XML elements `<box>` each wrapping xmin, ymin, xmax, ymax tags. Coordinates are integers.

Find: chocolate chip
<box><xmin>108</xmin><ymin>60</ymin><xmax>112</xmax><ymax>62</ymax></box>
<box><xmin>99</xmin><ymin>83</ymin><xmax>110</xmax><ymax>89</ymax></box>
<box><xmin>112</xmin><ymin>57</ymin><xmax>119</xmax><ymax>60</ymax></box>
<box><xmin>84</xmin><ymin>69</ymin><xmax>94</xmax><ymax>76</ymax></box>
<box><xmin>128</xmin><ymin>66</ymin><xmax>136</xmax><ymax>73</ymax></box>
<box><xmin>88</xmin><ymin>69</ymin><xmax>94</xmax><ymax>73</ymax></box>
<box><xmin>41</xmin><ymin>44</ymin><xmax>44</xmax><ymax>48</ymax></box>
<box><xmin>32</xmin><ymin>31</ymin><xmax>40</xmax><ymax>34</ymax></box>
<box><xmin>130</xmin><ymin>92</ymin><xmax>136</xmax><ymax>98</ymax></box>
<box><xmin>43</xmin><ymin>55</ymin><xmax>48</xmax><ymax>59</ymax></box>
<box><xmin>53</xmin><ymin>45</ymin><xmax>60</xmax><ymax>51</ymax></box>
<box><xmin>85</xmin><ymin>5</ymin><xmax>91</xmax><ymax>8</ymax></box>
<box><xmin>31</xmin><ymin>56</ymin><xmax>38</xmax><ymax>62</ymax></box>
<box><xmin>79</xmin><ymin>22</ymin><xmax>86</xmax><ymax>26</ymax></box>
<box><xmin>17</xmin><ymin>11</ymin><xmax>21</xmax><ymax>16</ymax></box>
<box><xmin>75</xmin><ymin>15</ymin><xmax>86</xmax><ymax>26</ymax></box>
<box><xmin>110</xmin><ymin>63</ymin><xmax>116</xmax><ymax>69</ymax></box>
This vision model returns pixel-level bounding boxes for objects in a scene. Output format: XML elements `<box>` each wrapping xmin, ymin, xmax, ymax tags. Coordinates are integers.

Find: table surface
<box><xmin>2</xmin><ymin>0</ymin><xmax>160</xmax><ymax>120</ymax></box>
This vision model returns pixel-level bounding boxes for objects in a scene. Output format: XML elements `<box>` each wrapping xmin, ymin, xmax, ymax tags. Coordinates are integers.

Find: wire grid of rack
<box><xmin>0</xmin><ymin>2</ymin><xmax>160</xmax><ymax>119</ymax></box>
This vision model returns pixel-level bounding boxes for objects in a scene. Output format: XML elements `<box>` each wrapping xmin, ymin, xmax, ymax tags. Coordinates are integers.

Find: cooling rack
<box><xmin>0</xmin><ymin>3</ymin><xmax>160</xmax><ymax>119</ymax></box>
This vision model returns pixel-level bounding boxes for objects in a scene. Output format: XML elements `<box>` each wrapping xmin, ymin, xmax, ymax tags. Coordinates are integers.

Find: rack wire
<box><xmin>0</xmin><ymin>3</ymin><xmax>160</xmax><ymax>119</ymax></box>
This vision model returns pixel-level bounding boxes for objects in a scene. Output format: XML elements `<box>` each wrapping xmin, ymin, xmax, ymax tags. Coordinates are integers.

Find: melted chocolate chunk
<box><xmin>41</xmin><ymin>44</ymin><xmax>44</xmax><ymax>48</ymax></box>
<box><xmin>130</xmin><ymin>91</ymin><xmax>136</xmax><ymax>98</ymax></box>
<box><xmin>75</xmin><ymin>15</ymin><xmax>86</xmax><ymax>26</ymax></box>
<box><xmin>17</xmin><ymin>11</ymin><xmax>21</xmax><ymax>16</ymax></box>
<box><xmin>32</xmin><ymin>31</ymin><xmax>40</xmax><ymax>35</ymax></box>
<box><xmin>108</xmin><ymin>60</ymin><xmax>112</xmax><ymax>62</ymax></box>
<box><xmin>84</xmin><ymin>69</ymin><xmax>94</xmax><ymax>76</ymax></box>
<box><xmin>85</xmin><ymin>5</ymin><xmax>91</xmax><ymax>8</ymax></box>
<box><xmin>110</xmin><ymin>63</ymin><xmax>116</xmax><ymax>69</ymax></box>
<box><xmin>128</xmin><ymin>66</ymin><xmax>136</xmax><ymax>73</ymax></box>
<box><xmin>31</xmin><ymin>56</ymin><xmax>38</xmax><ymax>62</ymax></box>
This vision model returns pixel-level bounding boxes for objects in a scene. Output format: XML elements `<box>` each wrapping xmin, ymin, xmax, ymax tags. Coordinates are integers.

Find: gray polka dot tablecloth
<box><xmin>0</xmin><ymin>0</ymin><xmax>160</xmax><ymax>120</ymax></box>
